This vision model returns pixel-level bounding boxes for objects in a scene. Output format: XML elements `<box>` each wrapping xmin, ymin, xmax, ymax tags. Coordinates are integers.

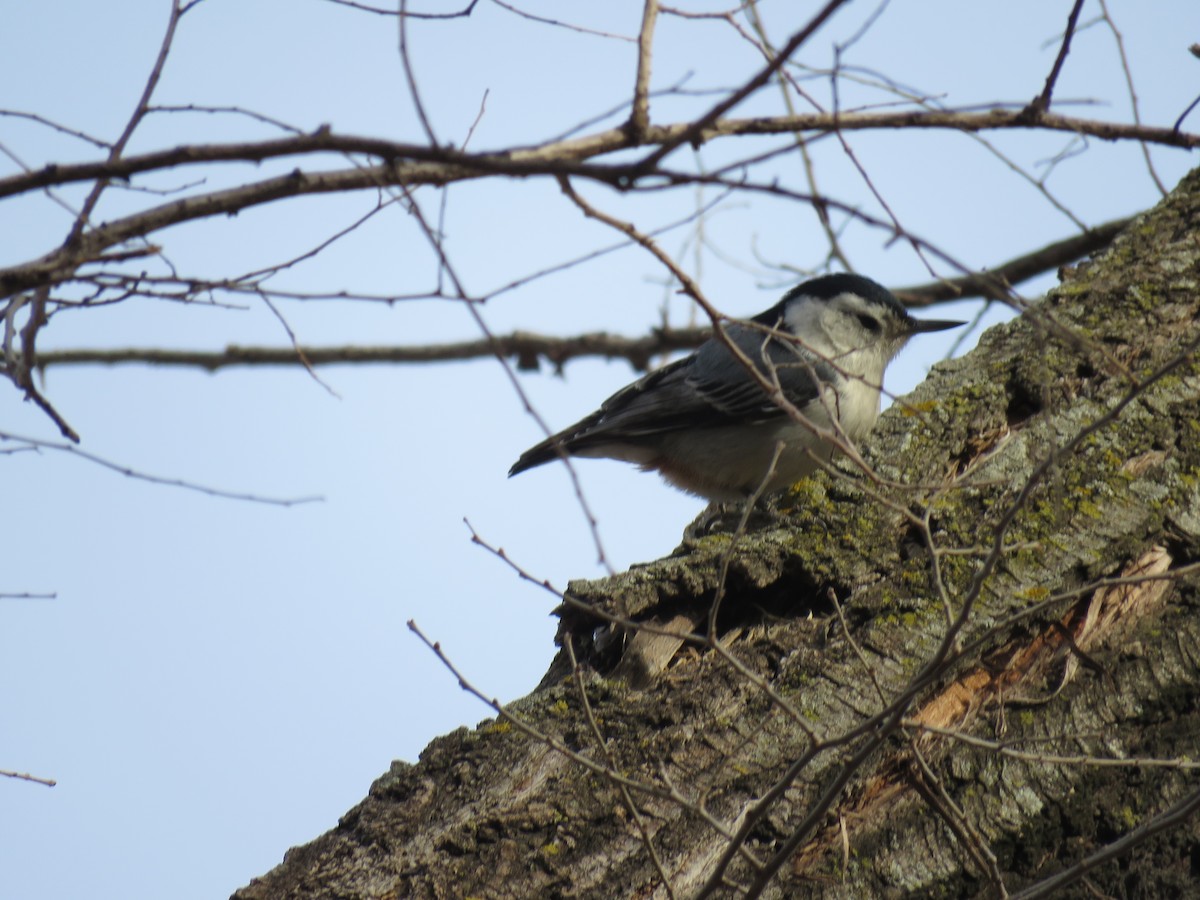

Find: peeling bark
<box><xmin>235</xmin><ymin>167</ymin><xmax>1200</xmax><ymax>900</ymax></box>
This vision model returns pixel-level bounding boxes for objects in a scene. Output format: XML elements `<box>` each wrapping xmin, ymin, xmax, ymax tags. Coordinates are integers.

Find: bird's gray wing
<box><xmin>509</xmin><ymin>324</ymin><xmax>836</xmax><ymax>474</ymax></box>
<box><xmin>576</xmin><ymin>325</ymin><xmax>834</xmax><ymax>438</ymax></box>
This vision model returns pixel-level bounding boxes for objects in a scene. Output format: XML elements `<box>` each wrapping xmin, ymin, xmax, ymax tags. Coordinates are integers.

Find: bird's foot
<box><xmin>682</xmin><ymin>496</ymin><xmax>784</xmax><ymax>540</ymax></box>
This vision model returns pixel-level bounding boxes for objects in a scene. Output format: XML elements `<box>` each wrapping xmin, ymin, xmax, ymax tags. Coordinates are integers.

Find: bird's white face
<box><xmin>781</xmin><ymin>290</ymin><xmax>905</xmax><ymax>379</ymax></box>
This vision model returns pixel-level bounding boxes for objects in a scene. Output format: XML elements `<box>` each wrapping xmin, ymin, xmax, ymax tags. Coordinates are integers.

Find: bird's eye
<box><xmin>856</xmin><ymin>313</ymin><xmax>882</xmax><ymax>333</ymax></box>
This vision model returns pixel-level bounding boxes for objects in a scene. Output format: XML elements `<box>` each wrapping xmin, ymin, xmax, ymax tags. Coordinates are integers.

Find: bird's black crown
<box><xmin>754</xmin><ymin>273</ymin><xmax>903</xmax><ymax>326</ymax></box>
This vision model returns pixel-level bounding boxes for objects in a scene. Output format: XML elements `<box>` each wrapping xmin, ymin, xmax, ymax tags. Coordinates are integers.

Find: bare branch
<box><xmin>908</xmin><ymin>721</ymin><xmax>1200</xmax><ymax>771</ymax></box>
<box><xmin>398</xmin><ymin>0</ymin><xmax>438</xmax><ymax>146</ymax></box>
<box><xmin>627</xmin><ymin>0</ymin><xmax>660</xmax><ymax>138</ymax></box>
<box><xmin>0</xmin><ymin>430</ymin><xmax>323</xmax><ymax>506</ymax></box>
<box><xmin>2</xmin><ymin>109</ymin><xmax>1194</xmax><ymax>205</ymax></box>
<box><xmin>1025</xmin><ymin>0</ymin><xmax>1086</xmax><ymax>115</ymax></box>
<box><xmin>64</xmin><ymin>0</ymin><xmax>184</xmax><ymax>247</ymax></box>
<box><xmin>146</xmin><ymin>103</ymin><xmax>306</xmax><ymax>135</ymax></box>
<box><xmin>12</xmin><ymin>287</ymin><xmax>79</xmax><ymax>441</ymax></box>
<box><xmin>744</xmin><ymin>2</ymin><xmax>854</xmax><ymax>270</ymax></box>
<box><xmin>0</xmin><ymin>108</ymin><xmax>112</xmax><ymax>149</ymax></box>
<box><xmin>393</xmin><ymin>182</ymin><xmax>614</xmax><ymax>571</ymax></box>
<box><xmin>320</xmin><ymin>0</ymin><xmax>479</xmax><ymax>18</ymax></box>
<box><xmin>487</xmin><ymin>0</ymin><xmax>634</xmax><ymax>40</ymax></box>
<box><xmin>405</xmin><ymin>618</ymin><xmax>682</xmax><ymax>804</ymax></box>
<box><xmin>1095</xmin><ymin>0</ymin><xmax>1168</xmax><ymax>194</ymax></box>
<box><xmin>33</xmin><ymin>327</ymin><xmax>705</xmax><ymax>372</ymax></box>
<box><xmin>32</xmin><ymin>214</ymin><xmax>1132</xmax><ymax>372</ymax></box>
<box><xmin>0</xmin><ymin>768</ymin><xmax>56</xmax><ymax>787</ymax></box>
<box><xmin>636</xmin><ymin>0</ymin><xmax>853</xmax><ymax>171</ymax></box>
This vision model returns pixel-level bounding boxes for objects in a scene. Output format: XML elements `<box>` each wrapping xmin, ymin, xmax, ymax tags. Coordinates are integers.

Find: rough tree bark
<box><xmin>235</xmin><ymin>167</ymin><xmax>1200</xmax><ymax>899</ymax></box>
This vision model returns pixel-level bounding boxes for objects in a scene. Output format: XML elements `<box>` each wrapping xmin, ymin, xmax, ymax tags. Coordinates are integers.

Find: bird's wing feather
<box><xmin>574</xmin><ymin>325</ymin><xmax>832</xmax><ymax>438</ymax></box>
<box><xmin>509</xmin><ymin>324</ymin><xmax>837</xmax><ymax>475</ymax></box>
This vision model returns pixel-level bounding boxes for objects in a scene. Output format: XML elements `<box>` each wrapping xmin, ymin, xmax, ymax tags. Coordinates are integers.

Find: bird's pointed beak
<box><xmin>906</xmin><ymin>317</ymin><xmax>965</xmax><ymax>334</ymax></box>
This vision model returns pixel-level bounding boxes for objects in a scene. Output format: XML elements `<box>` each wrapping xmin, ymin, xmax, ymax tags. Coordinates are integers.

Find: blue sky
<box><xmin>2</xmin><ymin>2</ymin><xmax>1196</xmax><ymax>897</ymax></box>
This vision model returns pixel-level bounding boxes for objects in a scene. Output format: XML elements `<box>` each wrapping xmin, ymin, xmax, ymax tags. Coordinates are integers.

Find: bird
<box><xmin>509</xmin><ymin>273</ymin><xmax>963</xmax><ymax>502</ymax></box>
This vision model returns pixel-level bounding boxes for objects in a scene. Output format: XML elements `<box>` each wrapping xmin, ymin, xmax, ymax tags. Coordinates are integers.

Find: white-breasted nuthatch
<box><xmin>509</xmin><ymin>273</ymin><xmax>963</xmax><ymax>501</ymax></box>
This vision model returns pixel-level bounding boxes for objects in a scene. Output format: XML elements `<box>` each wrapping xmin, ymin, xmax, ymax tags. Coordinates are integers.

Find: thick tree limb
<box><xmin>233</xmin><ymin>169</ymin><xmax>1200</xmax><ymax>899</ymax></box>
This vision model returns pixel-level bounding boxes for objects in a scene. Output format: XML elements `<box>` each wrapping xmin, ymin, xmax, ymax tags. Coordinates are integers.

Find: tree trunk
<box><xmin>235</xmin><ymin>167</ymin><xmax>1200</xmax><ymax>899</ymax></box>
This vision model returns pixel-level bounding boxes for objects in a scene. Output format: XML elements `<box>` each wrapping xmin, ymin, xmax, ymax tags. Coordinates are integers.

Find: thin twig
<box><xmin>909</xmin><ymin>741</ymin><xmax>1009</xmax><ymax>896</ymax></box>
<box><xmin>1027</xmin><ymin>0</ymin><xmax>1086</xmax><ymax>115</ymax></box>
<box><xmin>0</xmin><ymin>769</ymin><xmax>56</xmax><ymax>787</ymax></box>
<box><xmin>64</xmin><ymin>0</ymin><xmax>183</xmax><ymax>246</ymax></box>
<box><xmin>1095</xmin><ymin>0</ymin><xmax>1167</xmax><ymax>194</ymax></box>
<box><xmin>636</xmin><ymin>0</ymin><xmax>853</xmax><ymax>170</ymax></box>
<box><xmin>0</xmin><ymin>109</ymin><xmax>111</xmax><ymax>149</ymax></box>
<box><xmin>397</xmin><ymin>0</ymin><xmax>438</xmax><ymax>145</ymax></box>
<box><xmin>396</xmin><ymin>184</ymin><xmax>614</xmax><ymax>572</ymax></box>
<box><xmin>1009</xmin><ymin>784</ymin><xmax>1200</xmax><ymax>900</ymax></box>
<box><xmin>908</xmin><ymin>721</ymin><xmax>1200</xmax><ymax>771</ymax></box>
<box><xmin>406</xmin><ymin>619</ymin><xmax>692</xmax><ymax>805</ymax></box>
<box><xmin>0</xmin><ymin>430</ymin><xmax>322</xmax><ymax>506</ymax></box>
<box><xmin>564</xmin><ymin>637</ymin><xmax>678</xmax><ymax>900</ymax></box>
<box><xmin>323</xmin><ymin>0</ymin><xmax>479</xmax><ymax>18</ymax></box>
<box><xmin>628</xmin><ymin>0</ymin><xmax>659</xmax><ymax>138</ymax></box>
